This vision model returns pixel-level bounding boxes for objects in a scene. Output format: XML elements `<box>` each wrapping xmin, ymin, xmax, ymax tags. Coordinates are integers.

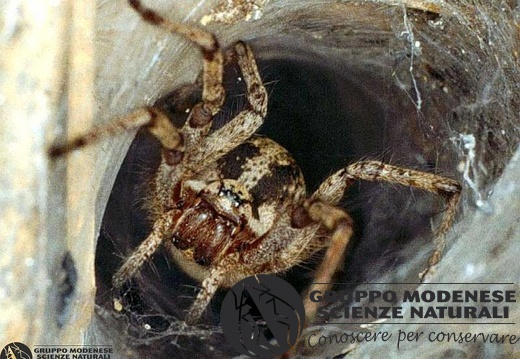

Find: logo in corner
<box><xmin>220</xmin><ymin>274</ymin><xmax>305</xmax><ymax>357</ymax></box>
<box><xmin>1</xmin><ymin>342</ymin><xmax>32</xmax><ymax>359</ymax></box>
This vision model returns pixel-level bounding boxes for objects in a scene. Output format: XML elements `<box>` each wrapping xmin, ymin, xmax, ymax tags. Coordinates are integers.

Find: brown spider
<box><xmin>49</xmin><ymin>0</ymin><xmax>461</xmax><ymax>326</ymax></box>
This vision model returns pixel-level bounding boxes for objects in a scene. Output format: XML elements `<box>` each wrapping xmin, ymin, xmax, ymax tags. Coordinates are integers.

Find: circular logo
<box><xmin>1</xmin><ymin>342</ymin><xmax>32</xmax><ymax>359</ymax></box>
<box><xmin>220</xmin><ymin>274</ymin><xmax>305</xmax><ymax>357</ymax></box>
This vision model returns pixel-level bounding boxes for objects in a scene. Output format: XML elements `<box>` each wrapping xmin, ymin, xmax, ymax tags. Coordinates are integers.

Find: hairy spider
<box><xmin>49</xmin><ymin>0</ymin><xmax>461</xmax><ymax>325</ymax></box>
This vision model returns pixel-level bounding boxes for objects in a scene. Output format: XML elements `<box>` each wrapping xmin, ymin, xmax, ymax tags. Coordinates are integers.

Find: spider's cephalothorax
<box><xmin>156</xmin><ymin>135</ymin><xmax>306</xmax><ymax>277</ymax></box>
<box><xmin>49</xmin><ymin>0</ymin><xmax>461</xmax><ymax>326</ymax></box>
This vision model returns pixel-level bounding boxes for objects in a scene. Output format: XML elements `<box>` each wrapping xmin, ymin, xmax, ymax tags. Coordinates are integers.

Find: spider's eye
<box><xmin>218</xmin><ymin>187</ymin><xmax>244</xmax><ymax>207</ymax></box>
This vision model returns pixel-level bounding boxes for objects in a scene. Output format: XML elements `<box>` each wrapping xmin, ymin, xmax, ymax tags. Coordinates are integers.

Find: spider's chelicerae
<box><xmin>50</xmin><ymin>0</ymin><xmax>461</xmax><ymax>325</ymax></box>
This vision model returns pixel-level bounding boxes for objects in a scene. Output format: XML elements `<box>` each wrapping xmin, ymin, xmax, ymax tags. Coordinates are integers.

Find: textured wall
<box><xmin>0</xmin><ymin>0</ymin><xmax>96</xmax><ymax>347</ymax></box>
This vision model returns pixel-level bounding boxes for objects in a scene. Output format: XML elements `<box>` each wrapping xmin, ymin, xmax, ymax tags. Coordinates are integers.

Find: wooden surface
<box><xmin>0</xmin><ymin>0</ymin><xmax>97</xmax><ymax>347</ymax></box>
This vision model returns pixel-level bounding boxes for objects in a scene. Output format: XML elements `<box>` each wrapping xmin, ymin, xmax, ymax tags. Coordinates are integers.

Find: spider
<box><xmin>49</xmin><ymin>0</ymin><xmax>461</xmax><ymax>326</ymax></box>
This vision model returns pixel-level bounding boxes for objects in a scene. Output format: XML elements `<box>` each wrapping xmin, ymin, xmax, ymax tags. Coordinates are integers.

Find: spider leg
<box><xmin>112</xmin><ymin>209</ymin><xmax>178</xmax><ymax>288</ymax></box>
<box><xmin>48</xmin><ymin>107</ymin><xmax>182</xmax><ymax>158</ymax></box>
<box><xmin>301</xmin><ymin>201</ymin><xmax>354</xmax><ymax>323</ymax></box>
<box><xmin>185</xmin><ymin>255</ymin><xmax>241</xmax><ymax>324</ymax></box>
<box><xmin>128</xmin><ymin>0</ymin><xmax>224</xmax><ymax>115</ymax></box>
<box><xmin>186</xmin><ymin>41</ymin><xmax>268</xmax><ymax>171</ymax></box>
<box><xmin>312</xmin><ymin>160</ymin><xmax>461</xmax><ymax>280</ymax></box>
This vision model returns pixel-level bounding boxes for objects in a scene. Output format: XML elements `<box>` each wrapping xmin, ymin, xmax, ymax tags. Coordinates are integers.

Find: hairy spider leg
<box><xmin>311</xmin><ymin>160</ymin><xmax>461</xmax><ymax>282</ymax></box>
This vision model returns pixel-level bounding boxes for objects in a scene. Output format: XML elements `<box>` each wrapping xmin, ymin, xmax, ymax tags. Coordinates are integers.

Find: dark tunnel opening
<box><xmin>94</xmin><ymin>50</ymin><xmax>456</xmax><ymax>358</ymax></box>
